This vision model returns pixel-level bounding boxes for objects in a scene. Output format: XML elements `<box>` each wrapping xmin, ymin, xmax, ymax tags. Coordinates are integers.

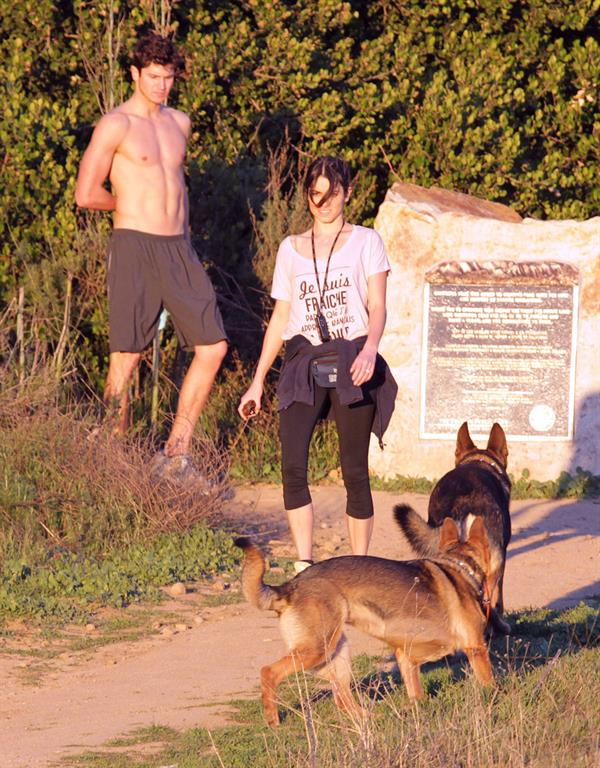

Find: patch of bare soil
<box><xmin>2</xmin><ymin>487</ymin><xmax>599</xmax><ymax>768</ymax></box>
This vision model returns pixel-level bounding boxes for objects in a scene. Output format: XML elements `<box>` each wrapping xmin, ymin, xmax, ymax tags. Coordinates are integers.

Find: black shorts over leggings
<box><xmin>279</xmin><ymin>383</ymin><xmax>375</xmax><ymax>520</ymax></box>
<box><xmin>107</xmin><ymin>229</ymin><xmax>226</xmax><ymax>353</ymax></box>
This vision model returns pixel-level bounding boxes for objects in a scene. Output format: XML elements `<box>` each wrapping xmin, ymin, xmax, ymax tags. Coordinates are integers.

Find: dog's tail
<box><xmin>234</xmin><ymin>537</ymin><xmax>285</xmax><ymax>612</ymax></box>
<box><xmin>393</xmin><ymin>504</ymin><xmax>441</xmax><ymax>556</ymax></box>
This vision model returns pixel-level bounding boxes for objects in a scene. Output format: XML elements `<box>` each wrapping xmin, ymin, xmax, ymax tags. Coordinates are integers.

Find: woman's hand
<box><xmin>237</xmin><ymin>299</ymin><xmax>289</xmax><ymax>419</ymax></box>
<box><xmin>350</xmin><ymin>345</ymin><xmax>377</xmax><ymax>386</ymax></box>
<box><xmin>238</xmin><ymin>381</ymin><xmax>264</xmax><ymax>419</ymax></box>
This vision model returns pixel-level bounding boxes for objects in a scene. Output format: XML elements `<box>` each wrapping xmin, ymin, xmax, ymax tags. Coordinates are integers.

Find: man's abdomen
<box><xmin>111</xmin><ymin>162</ymin><xmax>186</xmax><ymax>236</ymax></box>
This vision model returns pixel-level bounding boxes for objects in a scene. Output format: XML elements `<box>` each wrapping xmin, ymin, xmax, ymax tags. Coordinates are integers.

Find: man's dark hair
<box><xmin>303</xmin><ymin>156</ymin><xmax>353</xmax><ymax>208</ymax></box>
<box><xmin>131</xmin><ymin>32</ymin><xmax>185</xmax><ymax>75</ymax></box>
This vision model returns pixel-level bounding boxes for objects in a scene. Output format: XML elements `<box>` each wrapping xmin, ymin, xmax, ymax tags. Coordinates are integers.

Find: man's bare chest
<box><xmin>118</xmin><ymin>117</ymin><xmax>186</xmax><ymax>169</ymax></box>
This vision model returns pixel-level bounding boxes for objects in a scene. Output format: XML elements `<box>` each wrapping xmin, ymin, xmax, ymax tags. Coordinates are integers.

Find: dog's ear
<box><xmin>439</xmin><ymin>517</ymin><xmax>460</xmax><ymax>550</ymax></box>
<box><xmin>455</xmin><ymin>422</ymin><xmax>476</xmax><ymax>465</ymax></box>
<box><xmin>466</xmin><ymin>516</ymin><xmax>491</xmax><ymax>565</ymax></box>
<box><xmin>487</xmin><ymin>423</ymin><xmax>508</xmax><ymax>467</ymax></box>
<box><xmin>467</xmin><ymin>515</ymin><xmax>486</xmax><ymax>542</ymax></box>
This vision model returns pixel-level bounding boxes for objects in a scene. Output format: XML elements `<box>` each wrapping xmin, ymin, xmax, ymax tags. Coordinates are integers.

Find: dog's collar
<box><xmin>454</xmin><ymin>557</ymin><xmax>482</xmax><ymax>583</ymax></box>
<box><xmin>431</xmin><ymin>554</ymin><xmax>491</xmax><ymax>619</ymax></box>
<box><xmin>430</xmin><ymin>553</ymin><xmax>484</xmax><ymax>588</ymax></box>
<box><xmin>452</xmin><ymin>555</ymin><xmax>486</xmax><ymax>590</ymax></box>
<box><xmin>454</xmin><ymin>558</ymin><xmax>492</xmax><ymax>620</ymax></box>
<box><xmin>459</xmin><ymin>452</ymin><xmax>511</xmax><ymax>497</ymax></box>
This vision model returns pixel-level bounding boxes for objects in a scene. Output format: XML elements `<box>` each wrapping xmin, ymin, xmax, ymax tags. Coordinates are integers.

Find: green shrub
<box><xmin>511</xmin><ymin>467</ymin><xmax>600</xmax><ymax>499</ymax></box>
<box><xmin>0</xmin><ymin>522</ymin><xmax>238</xmax><ymax>622</ymax></box>
<box><xmin>1</xmin><ymin>2</ymin><xmax>597</xmax><ymax>542</ymax></box>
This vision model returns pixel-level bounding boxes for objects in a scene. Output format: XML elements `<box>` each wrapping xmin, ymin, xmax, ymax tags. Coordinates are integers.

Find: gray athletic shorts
<box><xmin>107</xmin><ymin>229</ymin><xmax>227</xmax><ymax>353</ymax></box>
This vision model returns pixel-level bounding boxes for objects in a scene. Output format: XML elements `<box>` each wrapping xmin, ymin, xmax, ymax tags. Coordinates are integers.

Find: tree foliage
<box><xmin>1</xmin><ymin>0</ymin><xmax>597</xmax><ymax>387</ymax></box>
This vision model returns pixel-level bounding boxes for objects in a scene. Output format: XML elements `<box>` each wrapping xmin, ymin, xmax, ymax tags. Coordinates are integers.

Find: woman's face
<box><xmin>308</xmin><ymin>175</ymin><xmax>349</xmax><ymax>225</ymax></box>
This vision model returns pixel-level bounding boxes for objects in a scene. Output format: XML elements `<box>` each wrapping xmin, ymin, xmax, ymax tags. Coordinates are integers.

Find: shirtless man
<box><xmin>75</xmin><ymin>32</ymin><xmax>227</xmax><ymax>467</ymax></box>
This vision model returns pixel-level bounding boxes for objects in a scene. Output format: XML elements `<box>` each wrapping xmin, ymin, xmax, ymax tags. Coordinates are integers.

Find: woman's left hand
<box><xmin>350</xmin><ymin>346</ymin><xmax>377</xmax><ymax>386</ymax></box>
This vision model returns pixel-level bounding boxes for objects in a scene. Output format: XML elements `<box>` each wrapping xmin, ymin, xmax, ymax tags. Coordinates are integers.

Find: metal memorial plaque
<box><xmin>420</xmin><ymin>262</ymin><xmax>579</xmax><ymax>440</ymax></box>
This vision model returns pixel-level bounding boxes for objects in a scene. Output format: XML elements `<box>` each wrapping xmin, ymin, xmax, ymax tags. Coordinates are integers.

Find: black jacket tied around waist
<box><xmin>276</xmin><ymin>334</ymin><xmax>398</xmax><ymax>448</ymax></box>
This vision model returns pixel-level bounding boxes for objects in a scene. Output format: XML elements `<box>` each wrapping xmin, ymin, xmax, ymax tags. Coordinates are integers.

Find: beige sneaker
<box><xmin>293</xmin><ymin>559</ymin><xmax>314</xmax><ymax>574</ymax></box>
<box><xmin>149</xmin><ymin>450</ymin><xmax>235</xmax><ymax>500</ymax></box>
<box><xmin>149</xmin><ymin>451</ymin><xmax>212</xmax><ymax>495</ymax></box>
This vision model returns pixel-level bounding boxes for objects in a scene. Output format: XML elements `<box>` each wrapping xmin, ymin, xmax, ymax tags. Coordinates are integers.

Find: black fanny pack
<box><xmin>311</xmin><ymin>353</ymin><xmax>338</xmax><ymax>388</ymax></box>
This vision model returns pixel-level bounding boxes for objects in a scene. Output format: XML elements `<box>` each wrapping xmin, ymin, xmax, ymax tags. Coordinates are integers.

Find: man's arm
<box><xmin>75</xmin><ymin>113</ymin><xmax>129</xmax><ymax>210</ymax></box>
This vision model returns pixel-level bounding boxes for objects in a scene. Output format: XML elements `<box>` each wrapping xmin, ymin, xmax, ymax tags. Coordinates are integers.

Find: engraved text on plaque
<box><xmin>420</xmin><ymin>263</ymin><xmax>579</xmax><ymax>440</ymax></box>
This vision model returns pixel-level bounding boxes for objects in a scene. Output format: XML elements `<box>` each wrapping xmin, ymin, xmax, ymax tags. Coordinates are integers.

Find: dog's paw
<box><xmin>489</xmin><ymin>610</ymin><xmax>511</xmax><ymax>636</ymax></box>
<box><xmin>265</xmin><ymin>710</ymin><xmax>280</xmax><ymax>728</ymax></box>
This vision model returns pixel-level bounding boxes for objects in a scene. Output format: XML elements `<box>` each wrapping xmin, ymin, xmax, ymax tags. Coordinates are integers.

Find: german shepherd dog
<box><xmin>396</xmin><ymin>422</ymin><xmax>511</xmax><ymax>635</ymax></box>
<box><xmin>235</xmin><ymin>515</ymin><xmax>495</xmax><ymax>726</ymax></box>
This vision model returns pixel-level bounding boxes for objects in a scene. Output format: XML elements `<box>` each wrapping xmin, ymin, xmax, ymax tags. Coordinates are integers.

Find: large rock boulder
<box><xmin>371</xmin><ymin>182</ymin><xmax>600</xmax><ymax>480</ymax></box>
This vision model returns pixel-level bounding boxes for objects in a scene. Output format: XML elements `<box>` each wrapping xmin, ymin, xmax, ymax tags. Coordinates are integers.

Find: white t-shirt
<box><xmin>271</xmin><ymin>225</ymin><xmax>391</xmax><ymax>345</ymax></box>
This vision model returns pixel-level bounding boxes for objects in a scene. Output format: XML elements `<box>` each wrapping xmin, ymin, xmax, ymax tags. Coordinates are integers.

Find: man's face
<box><xmin>131</xmin><ymin>62</ymin><xmax>176</xmax><ymax>105</ymax></box>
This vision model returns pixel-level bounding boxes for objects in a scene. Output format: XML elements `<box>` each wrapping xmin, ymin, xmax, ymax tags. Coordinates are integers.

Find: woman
<box><xmin>238</xmin><ymin>156</ymin><xmax>396</xmax><ymax>571</ymax></box>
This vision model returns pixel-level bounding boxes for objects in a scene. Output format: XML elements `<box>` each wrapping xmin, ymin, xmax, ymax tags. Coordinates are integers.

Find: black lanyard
<box><xmin>311</xmin><ymin>219</ymin><xmax>345</xmax><ymax>311</ymax></box>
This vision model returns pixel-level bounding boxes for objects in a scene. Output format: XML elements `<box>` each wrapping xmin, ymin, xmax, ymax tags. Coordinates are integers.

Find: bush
<box><xmin>2</xmin><ymin>1</ymin><xmax>597</xmax><ymax>493</ymax></box>
<box><xmin>0</xmin><ymin>373</ymin><xmax>229</xmax><ymax>561</ymax></box>
<box><xmin>0</xmin><ymin>522</ymin><xmax>238</xmax><ymax>622</ymax></box>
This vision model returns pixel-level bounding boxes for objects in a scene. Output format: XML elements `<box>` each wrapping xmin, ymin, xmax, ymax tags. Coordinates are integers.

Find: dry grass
<box><xmin>0</xmin><ymin>369</ymin><xmax>229</xmax><ymax>560</ymax></box>
<box><xmin>62</xmin><ymin>624</ymin><xmax>600</xmax><ymax>767</ymax></box>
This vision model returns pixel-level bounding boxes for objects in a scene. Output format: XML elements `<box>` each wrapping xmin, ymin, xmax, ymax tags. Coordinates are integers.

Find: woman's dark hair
<box><xmin>130</xmin><ymin>32</ymin><xmax>185</xmax><ymax>75</ymax></box>
<box><xmin>303</xmin><ymin>156</ymin><xmax>353</xmax><ymax>208</ymax></box>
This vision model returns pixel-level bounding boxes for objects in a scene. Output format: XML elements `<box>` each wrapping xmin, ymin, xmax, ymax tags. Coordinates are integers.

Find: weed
<box><xmin>369</xmin><ymin>474</ymin><xmax>436</xmax><ymax>494</ymax></box>
<box><xmin>106</xmin><ymin>724</ymin><xmax>178</xmax><ymax>747</ymax></box>
<box><xmin>511</xmin><ymin>467</ymin><xmax>600</xmax><ymax>499</ymax></box>
<box><xmin>0</xmin><ymin>523</ymin><xmax>239</xmax><ymax>623</ymax></box>
<box><xmin>200</xmin><ymin>590</ymin><xmax>243</xmax><ymax>609</ymax></box>
<box><xmin>1</xmin><ymin>407</ymin><xmax>229</xmax><ymax>549</ymax></box>
<box><xmin>370</xmin><ymin>468</ymin><xmax>600</xmax><ymax>499</ymax></box>
<box><xmin>60</xmin><ymin>605</ymin><xmax>600</xmax><ymax>768</ymax></box>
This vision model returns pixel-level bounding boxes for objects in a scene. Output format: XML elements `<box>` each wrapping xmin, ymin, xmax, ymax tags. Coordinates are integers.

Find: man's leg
<box><xmin>103</xmin><ymin>351</ymin><xmax>141</xmax><ymax>435</ymax></box>
<box><xmin>164</xmin><ymin>340</ymin><xmax>227</xmax><ymax>457</ymax></box>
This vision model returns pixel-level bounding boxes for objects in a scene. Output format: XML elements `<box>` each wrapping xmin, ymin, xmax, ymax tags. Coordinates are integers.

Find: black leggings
<box><xmin>279</xmin><ymin>385</ymin><xmax>375</xmax><ymax>519</ymax></box>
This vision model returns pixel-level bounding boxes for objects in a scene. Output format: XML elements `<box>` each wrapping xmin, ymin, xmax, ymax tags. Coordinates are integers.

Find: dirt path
<box><xmin>2</xmin><ymin>487</ymin><xmax>599</xmax><ymax>768</ymax></box>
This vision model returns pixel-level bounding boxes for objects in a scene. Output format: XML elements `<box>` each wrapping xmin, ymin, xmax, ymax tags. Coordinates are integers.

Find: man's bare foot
<box><xmin>163</xmin><ymin>440</ymin><xmax>186</xmax><ymax>458</ymax></box>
